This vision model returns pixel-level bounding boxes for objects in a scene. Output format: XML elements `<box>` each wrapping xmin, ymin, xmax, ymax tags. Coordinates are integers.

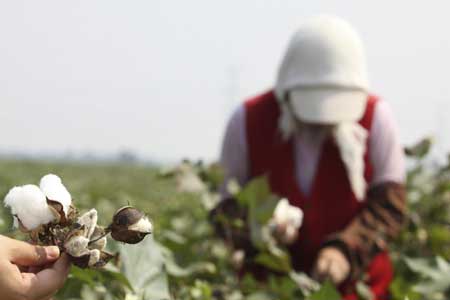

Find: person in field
<box><xmin>214</xmin><ymin>15</ymin><xmax>406</xmax><ymax>300</ymax></box>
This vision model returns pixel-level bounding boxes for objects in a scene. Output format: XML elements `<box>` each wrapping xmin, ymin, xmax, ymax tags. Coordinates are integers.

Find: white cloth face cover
<box><xmin>333</xmin><ymin>122</ymin><xmax>368</xmax><ymax>201</ymax></box>
<box><xmin>278</xmin><ymin>105</ymin><xmax>368</xmax><ymax>201</ymax></box>
<box><xmin>278</xmin><ymin>100</ymin><xmax>298</xmax><ymax>141</ymax></box>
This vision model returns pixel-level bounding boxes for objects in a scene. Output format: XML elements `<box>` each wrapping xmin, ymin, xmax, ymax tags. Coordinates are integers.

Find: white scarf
<box><xmin>278</xmin><ymin>102</ymin><xmax>368</xmax><ymax>201</ymax></box>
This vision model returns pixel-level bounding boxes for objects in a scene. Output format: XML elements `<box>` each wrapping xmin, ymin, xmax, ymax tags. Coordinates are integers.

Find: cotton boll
<box><xmin>40</xmin><ymin>174</ymin><xmax>72</xmax><ymax>216</ymax></box>
<box><xmin>201</xmin><ymin>192</ymin><xmax>220</xmax><ymax>211</ymax></box>
<box><xmin>4</xmin><ymin>185</ymin><xmax>56</xmax><ymax>230</ymax></box>
<box><xmin>283</xmin><ymin>225</ymin><xmax>299</xmax><ymax>244</ymax></box>
<box><xmin>64</xmin><ymin>235</ymin><xmax>90</xmax><ymax>257</ymax></box>
<box><xmin>11</xmin><ymin>216</ymin><xmax>19</xmax><ymax>229</ymax></box>
<box><xmin>110</xmin><ymin>206</ymin><xmax>152</xmax><ymax>244</ymax></box>
<box><xmin>271</xmin><ymin>198</ymin><xmax>303</xmax><ymax>245</ymax></box>
<box><xmin>273</xmin><ymin>198</ymin><xmax>304</xmax><ymax>229</ymax></box>
<box><xmin>231</xmin><ymin>249</ymin><xmax>245</xmax><ymax>269</ymax></box>
<box><xmin>176</xmin><ymin>172</ymin><xmax>207</xmax><ymax>193</ymax></box>
<box><xmin>175</xmin><ymin>163</ymin><xmax>207</xmax><ymax>193</ymax></box>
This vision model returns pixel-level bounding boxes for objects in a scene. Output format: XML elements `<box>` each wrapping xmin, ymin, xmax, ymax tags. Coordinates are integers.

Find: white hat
<box><xmin>275</xmin><ymin>15</ymin><xmax>369</xmax><ymax>124</ymax></box>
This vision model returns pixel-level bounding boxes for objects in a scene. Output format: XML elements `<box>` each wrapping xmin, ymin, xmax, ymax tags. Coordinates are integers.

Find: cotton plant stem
<box><xmin>88</xmin><ymin>227</ymin><xmax>112</xmax><ymax>245</ymax></box>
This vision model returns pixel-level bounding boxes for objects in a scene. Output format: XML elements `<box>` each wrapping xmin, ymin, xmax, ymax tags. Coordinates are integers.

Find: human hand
<box><xmin>0</xmin><ymin>235</ymin><xmax>71</xmax><ymax>300</ymax></box>
<box><xmin>312</xmin><ymin>247</ymin><xmax>350</xmax><ymax>285</ymax></box>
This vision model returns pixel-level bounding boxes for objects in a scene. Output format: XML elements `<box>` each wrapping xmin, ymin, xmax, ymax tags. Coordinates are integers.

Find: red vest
<box><xmin>245</xmin><ymin>91</ymin><xmax>392</xmax><ymax>299</ymax></box>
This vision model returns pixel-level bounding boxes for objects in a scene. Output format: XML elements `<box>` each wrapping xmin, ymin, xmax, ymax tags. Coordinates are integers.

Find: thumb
<box><xmin>7</xmin><ymin>238</ymin><xmax>60</xmax><ymax>266</ymax></box>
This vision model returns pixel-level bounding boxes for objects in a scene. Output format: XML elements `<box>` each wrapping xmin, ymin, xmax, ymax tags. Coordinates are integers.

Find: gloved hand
<box><xmin>312</xmin><ymin>247</ymin><xmax>350</xmax><ymax>285</ymax></box>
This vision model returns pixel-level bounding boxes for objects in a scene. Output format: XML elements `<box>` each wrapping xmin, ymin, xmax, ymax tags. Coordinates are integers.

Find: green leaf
<box><xmin>355</xmin><ymin>281</ymin><xmax>374</xmax><ymax>300</ymax></box>
<box><xmin>254</xmin><ymin>249</ymin><xmax>291</xmax><ymax>273</ymax></box>
<box><xmin>102</xmin><ymin>265</ymin><xmax>134</xmax><ymax>291</ymax></box>
<box><xmin>307</xmin><ymin>281</ymin><xmax>341</xmax><ymax>300</ymax></box>
<box><xmin>250</xmin><ymin>194</ymin><xmax>279</xmax><ymax>225</ymax></box>
<box><xmin>389</xmin><ymin>276</ymin><xmax>421</xmax><ymax>300</ymax></box>
<box><xmin>254</xmin><ymin>252</ymin><xmax>287</xmax><ymax>273</ymax></box>
<box><xmin>404</xmin><ymin>137</ymin><xmax>433</xmax><ymax>159</ymax></box>
<box><xmin>247</xmin><ymin>185</ymin><xmax>278</xmax><ymax>249</ymax></box>
<box><xmin>190</xmin><ymin>280</ymin><xmax>213</xmax><ymax>299</ymax></box>
<box><xmin>404</xmin><ymin>256</ymin><xmax>450</xmax><ymax>295</ymax></box>
<box><xmin>119</xmin><ymin>237</ymin><xmax>171</xmax><ymax>300</ymax></box>
<box><xmin>289</xmin><ymin>271</ymin><xmax>320</xmax><ymax>296</ymax></box>
<box><xmin>160</xmin><ymin>229</ymin><xmax>187</xmax><ymax>244</ymax></box>
<box><xmin>236</xmin><ymin>176</ymin><xmax>271</xmax><ymax>207</ymax></box>
<box><xmin>404</xmin><ymin>257</ymin><xmax>442</xmax><ymax>280</ymax></box>
<box><xmin>245</xmin><ymin>292</ymin><xmax>275</xmax><ymax>300</ymax></box>
<box><xmin>69</xmin><ymin>267</ymin><xmax>97</xmax><ymax>287</ymax></box>
<box><xmin>267</xmin><ymin>275</ymin><xmax>298</xmax><ymax>299</ymax></box>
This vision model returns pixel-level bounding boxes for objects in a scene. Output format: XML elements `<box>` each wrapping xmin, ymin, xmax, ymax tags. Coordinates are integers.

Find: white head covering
<box><xmin>275</xmin><ymin>15</ymin><xmax>370</xmax><ymax>200</ymax></box>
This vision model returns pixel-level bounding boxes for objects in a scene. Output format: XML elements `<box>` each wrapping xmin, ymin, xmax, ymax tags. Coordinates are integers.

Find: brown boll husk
<box><xmin>70</xmin><ymin>253</ymin><xmax>91</xmax><ymax>268</ymax></box>
<box><xmin>93</xmin><ymin>251</ymin><xmax>115</xmax><ymax>268</ymax></box>
<box><xmin>111</xmin><ymin>206</ymin><xmax>144</xmax><ymax>228</ymax></box>
<box><xmin>111</xmin><ymin>229</ymin><xmax>149</xmax><ymax>244</ymax></box>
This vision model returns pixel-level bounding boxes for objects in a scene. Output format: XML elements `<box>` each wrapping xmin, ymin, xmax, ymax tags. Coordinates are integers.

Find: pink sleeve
<box><xmin>369</xmin><ymin>100</ymin><xmax>406</xmax><ymax>186</ymax></box>
<box><xmin>219</xmin><ymin>104</ymin><xmax>249</xmax><ymax>197</ymax></box>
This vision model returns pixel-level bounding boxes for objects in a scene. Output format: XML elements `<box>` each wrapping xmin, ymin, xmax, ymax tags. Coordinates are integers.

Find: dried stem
<box><xmin>88</xmin><ymin>227</ymin><xmax>112</xmax><ymax>245</ymax></box>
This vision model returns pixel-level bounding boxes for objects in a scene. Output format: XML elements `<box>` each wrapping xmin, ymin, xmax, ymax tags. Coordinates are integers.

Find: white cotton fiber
<box><xmin>175</xmin><ymin>164</ymin><xmax>207</xmax><ymax>193</ymax></box>
<box><xmin>40</xmin><ymin>174</ymin><xmax>72</xmax><ymax>215</ymax></box>
<box><xmin>128</xmin><ymin>216</ymin><xmax>153</xmax><ymax>234</ymax></box>
<box><xmin>273</xmin><ymin>198</ymin><xmax>304</xmax><ymax>230</ymax></box>
<box><xmin>333</xmin><ymin>123</ymin><xmax>368</xmax><ymax>201</ymax></box>
<box><xmin>4</xmin><ymin>185</ymin><xmax>56</xmax><ymax>230</ymax></box>
<box><xmin>77</xmin><ymin>209</ymin><xmax>98</xmax><ymax>239</ymax></box>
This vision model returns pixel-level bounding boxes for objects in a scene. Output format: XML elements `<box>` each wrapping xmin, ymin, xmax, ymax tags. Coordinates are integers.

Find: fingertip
<box><xmin>45</xmin><ymin>246</ymin><xmax>60</xmax><ymax>260</ymax></box>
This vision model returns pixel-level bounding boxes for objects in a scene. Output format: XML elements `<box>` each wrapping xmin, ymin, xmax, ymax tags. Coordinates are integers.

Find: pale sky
<box><xmin>0</xmin><ymin>1</ymin><xmax>449</xmax><ymax>162</ymax></box>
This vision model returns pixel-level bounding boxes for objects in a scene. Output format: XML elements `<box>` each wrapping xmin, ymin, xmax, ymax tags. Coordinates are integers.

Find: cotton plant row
<box><xmin>3</xmin><ymin>174</ymin><xmax>152</xmax><ymax>268</ymax></box>
<box><xmin>168</xmin><ymin>161</ymin><xmax>305</xmax><ymax>235</ymax></box>
<box><xmin>166</xmin><ymin>161</ymin><xmax>305</xmax><ymax>248</ymax></box>
<box><xmin>161</xmin><ymin>161</ymin><xmax>221</xmax><ymax>210</ymax></box>
<box><xmin>161</xmin><ymin>163</ymin><xmax>323</xmax><ymax>299</ymax></box>
<box><xmin>165</xmin><ymin>161</ymin><xmax>305</xmax><ymax>267</ymax></box>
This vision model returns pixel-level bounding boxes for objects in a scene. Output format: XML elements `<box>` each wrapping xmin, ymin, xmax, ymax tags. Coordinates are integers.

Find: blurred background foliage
<box><xmin>1</xmin><ymin>137</ymin><xmax>450</xmax><ymax>300</ymax></box>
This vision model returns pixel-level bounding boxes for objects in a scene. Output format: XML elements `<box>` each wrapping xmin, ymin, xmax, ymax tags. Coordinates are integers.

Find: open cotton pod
<box><xmin>64</xmin><ymin>209</ymin><xmax>114</xmax><ymax>268</ymax></box>
<box><xmin>110</xmin><ymin>206</ymin><xmax>153</xmax><ymax>244</ymax></box>
<box><xmin>3</xmin><ymin>174</ymin><xmax>76</xmax><ymax>231</ymax></box>
<box><xmin>90</xmin><ymin>226</ymin><xmax>108</xmax><ymax>250</ymax></box>
<box><xmin>40</xmin><ymin>174</ymin><xmax>75</xmax><ymax>224</ymax></box>
<box><xmin>4</xmin><ymin>185</ymin><xmax>57</xmax><ymax>231</ymax></box>
<box><xmin>270</xmin><ymin>198</ymin><xmax>304</xmax><ymax>245</ymax></box>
